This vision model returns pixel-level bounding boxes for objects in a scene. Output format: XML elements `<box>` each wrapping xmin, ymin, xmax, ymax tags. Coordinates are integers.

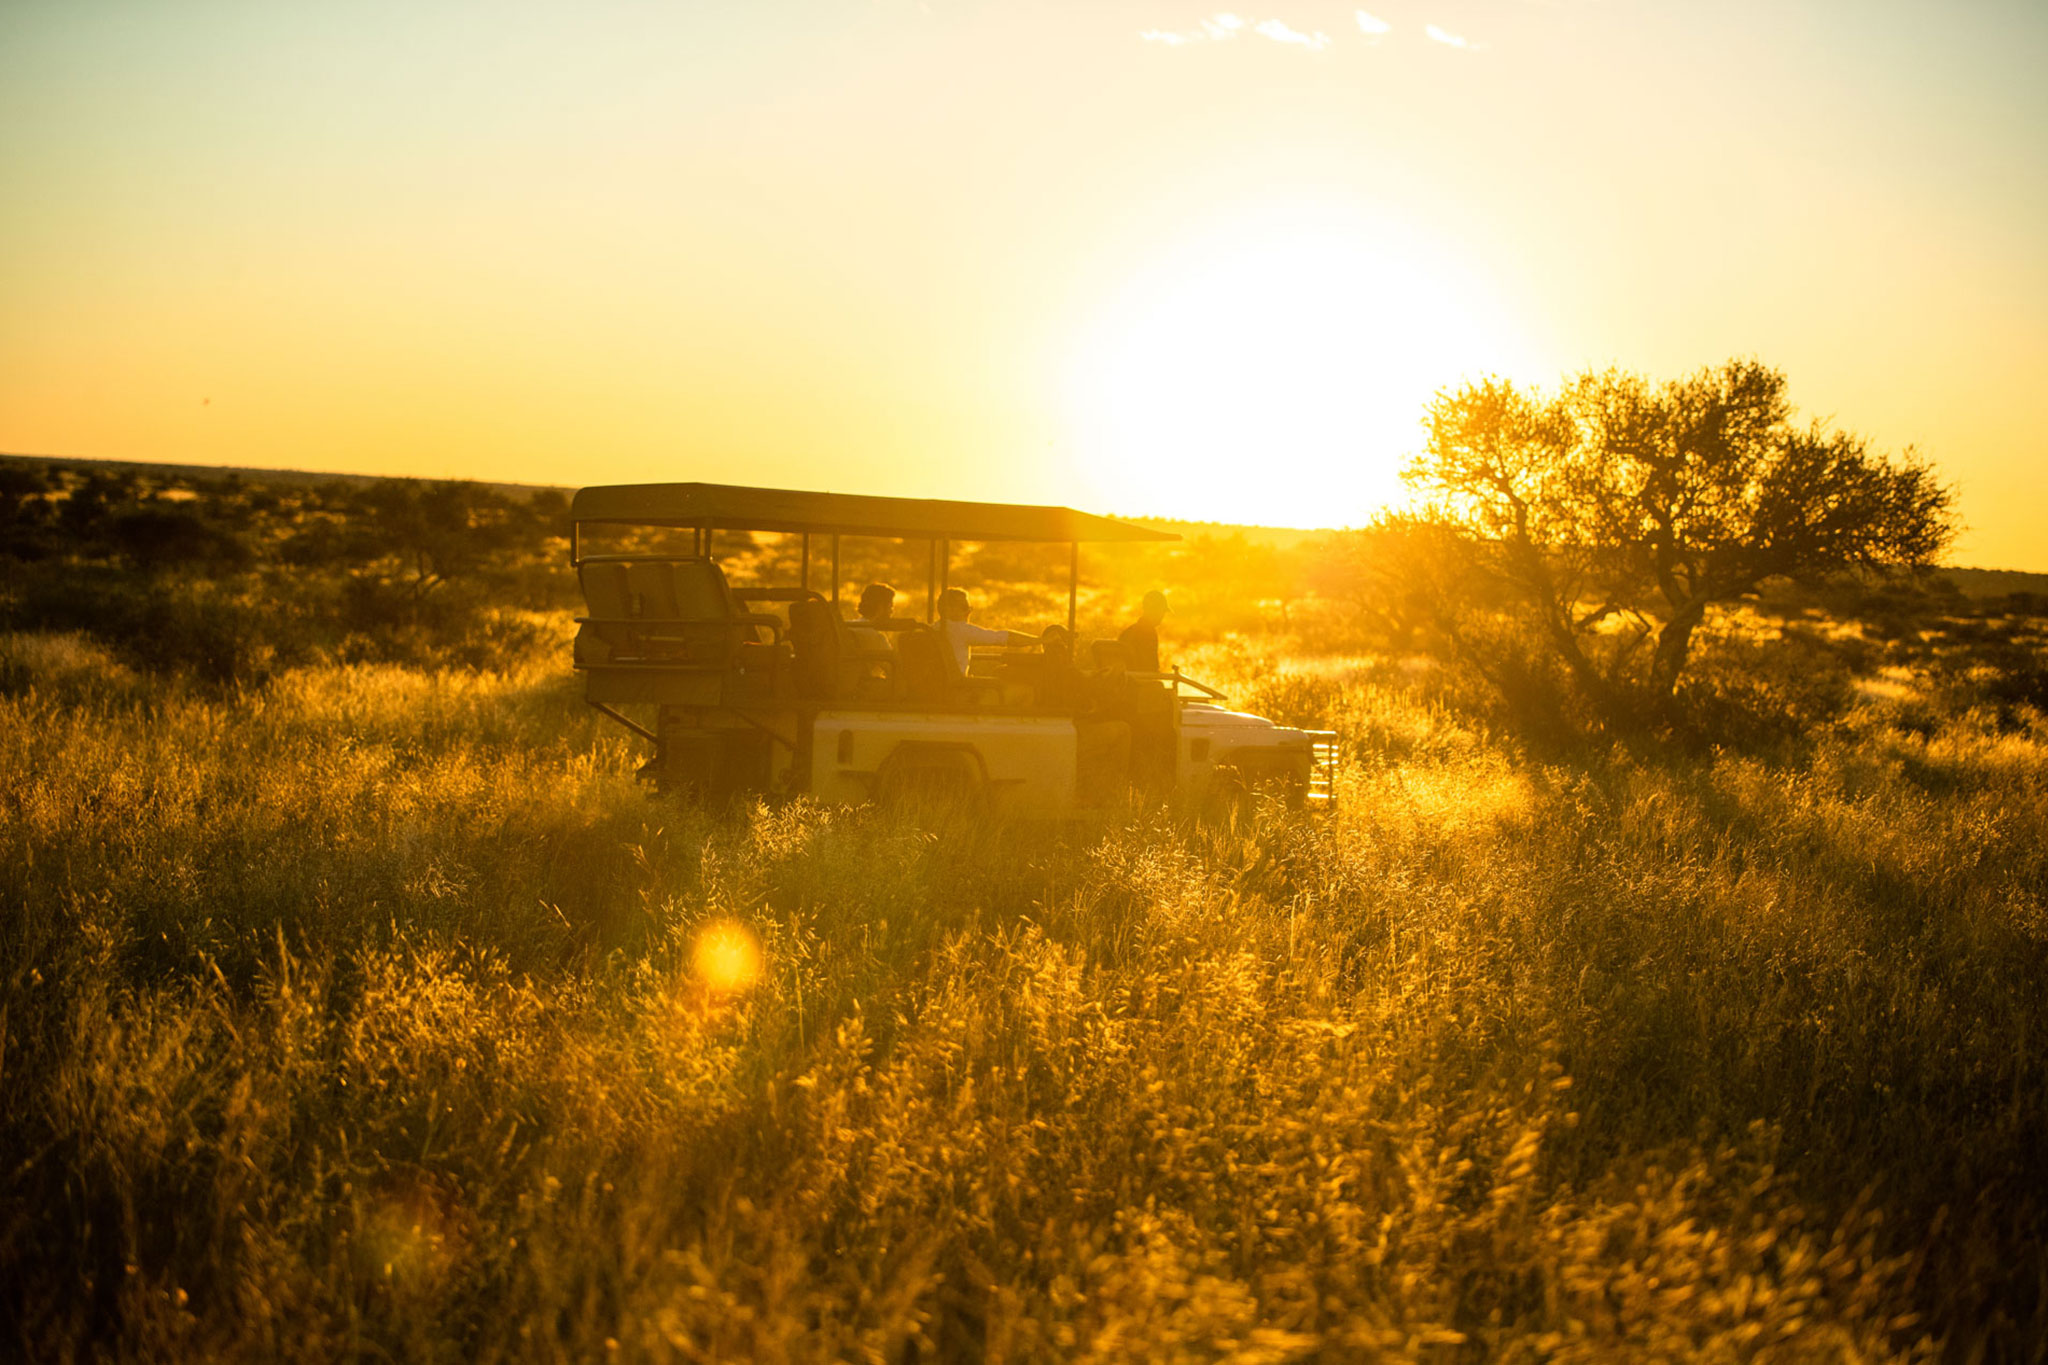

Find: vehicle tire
<box><xmin>1200</xmin><ymin>765</ymin><xmax>1253</xmax><ymax>827</ymax></box>
<box><xmin>1202</xmin><ymin>760</ymin><xmax>1306</xmax><ymax>823</ymax></box>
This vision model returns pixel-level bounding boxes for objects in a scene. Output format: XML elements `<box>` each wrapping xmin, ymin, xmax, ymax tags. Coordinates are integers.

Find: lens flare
<box><xmin>693</xmin><ymin>921</ymin><xmax>763</xmax><ymax>995</ymax></box>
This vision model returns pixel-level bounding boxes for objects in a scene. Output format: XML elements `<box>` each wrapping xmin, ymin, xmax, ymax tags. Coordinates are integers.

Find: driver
<box><xmin>1118</xmin><ymin>590</ymin><xmax>1170</xmax><ymax>673</ymax></box>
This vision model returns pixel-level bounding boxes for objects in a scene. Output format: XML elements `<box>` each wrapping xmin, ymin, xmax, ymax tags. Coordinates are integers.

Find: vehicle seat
<box><xmin>575</xmin><ymin>561</ymin><xmax>634</xmax><ymax>664</ymax></box>
<box><xmin>839</xmin><ymin>615</ymin><xmax>897</xmax><ymax>699</ymax></box>
<box><xmin>575</xmin><ymin>557</ymin><xmax>776</xmax><ymax>668</ymax></box>
<box><xmin>626</xmin><ymin>560</ymin><xmax>683</xmax><ymax>620</ymax></box>
<box><xmin>787</xmin><ymin>598</ymin><xmax>844</xmax><ymax>700</ymax></box>
<box><xmin>894</xmin><ymin>628</ymin><xmax>956</xmax><ymax>705</ymax></box>
<box><xmin>673</xmin><ymin>560</ymin><xmax>768</xmax><ymax>641</ymax></box>
<box><xmin>895</xmin><ymin>628</ymin><xmax>1007</xmax><ymax>708</ymax></box>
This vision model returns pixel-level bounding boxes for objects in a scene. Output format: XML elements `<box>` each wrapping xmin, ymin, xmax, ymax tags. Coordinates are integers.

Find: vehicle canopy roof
<box><xmin>570</xmin><ymin>482</ymin><xmax>1178</xmax><ymax>544</ymax></box>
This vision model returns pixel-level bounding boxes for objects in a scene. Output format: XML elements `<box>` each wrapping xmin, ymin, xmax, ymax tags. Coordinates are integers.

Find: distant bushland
<box><xmin>0</xmin><ymin>459</ymin><xmax>575</xmax><ymax>683</ymax></box>
<box><xmin>1</xmin><ymin>451</ymin><xmax>2035</xmax><ymax>748</ymax></box>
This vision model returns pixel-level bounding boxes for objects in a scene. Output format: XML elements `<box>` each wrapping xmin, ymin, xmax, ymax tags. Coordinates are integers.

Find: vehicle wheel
<box><xmin>1199</xmin><ymin>765</ymin><xmax>1253</xmax><ymax>826</ymax></box>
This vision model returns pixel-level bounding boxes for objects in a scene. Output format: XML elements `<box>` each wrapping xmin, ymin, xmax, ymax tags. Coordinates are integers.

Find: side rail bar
<box><xmin>1127</xmin><ymin>670</ymin><xmax>1228</xmax><ymax>702</ymax></box>
<box><xmin>575</xmin><ymin>615</ymin><xmax>786</xmax><ymax>644</ymax></box>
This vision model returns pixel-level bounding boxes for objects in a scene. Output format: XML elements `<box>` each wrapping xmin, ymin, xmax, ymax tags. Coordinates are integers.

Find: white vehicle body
<box><xmin>1179</xmin><ymin>702</ymin><xmax>1335</xmax><ymax>796</ymax></box>
<box><xmin>810</xmin><ymin>711</ymin><xmax>1079</xmax><ymax>816</ymax></box>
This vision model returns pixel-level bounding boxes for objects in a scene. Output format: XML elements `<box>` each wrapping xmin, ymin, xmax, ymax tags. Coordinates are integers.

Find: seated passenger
<box><xmin>1025</xmin><ymin>624</ymin><xmax>1088</xmax><ymax>710</ymax></box>
<box><xmin>846</xmin><ymin>582</ymin><xmax>898</xmax><ymax>652</ymax></box>
<box><xmin>839</xmin><ymin>582</ymin><xmax>901</xmax><ymax>697</ymax></box>
<box><xmin>937</xmin><ymin>587</ymin><xmax>1035</xmax><ymax>676</ymax></box>
<box><xmin>1024</xmin><ymin>626</ymin><xmax>1122</xmax><ymax>716</ymax></box>
<box><xmin>854</xmin><ymin>582</ymin><xmax>913</xmax><ymax>633</ymax></box>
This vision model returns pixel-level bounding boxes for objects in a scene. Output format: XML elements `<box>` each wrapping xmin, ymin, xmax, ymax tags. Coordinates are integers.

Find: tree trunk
<box><xmin>1649</xmin><ymin>599</ymin><xmax>1707</xmax><ymax>701</ymax></box>
<box><xmin>1542</xmin><ymin>609</ymin><xmax>1612</xmax><ymax>711</ymax></box>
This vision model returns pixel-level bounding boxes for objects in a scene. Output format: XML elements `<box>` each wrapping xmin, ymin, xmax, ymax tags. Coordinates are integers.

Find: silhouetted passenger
<box><xmin>1031</xmin><ymin>623</ymin><xmax>1083</xmax><ymax>709</ymax></box>
<box><xmin>857</xmin><ymin>582</ymin><xmax>907</xmax><ymax>630</ymax></box>
<box><xmin>1011</xmin><ymin>623</ymin><xmax>1095</xmax><ymax>710</ymax></box>
<box><xmin>1118</xmin><ymin>590</ymin><xmax>1169</xmax><ymax>673</ymax></box>
<box><xmin>937</xmin><ymin>587</ymin><xmax>1034</xmax><ymax>675</ymax></box>
<box><xmin>846</xmin><ymin>582</ymin><xmax>899</xmax><ymax>690</ymax></box>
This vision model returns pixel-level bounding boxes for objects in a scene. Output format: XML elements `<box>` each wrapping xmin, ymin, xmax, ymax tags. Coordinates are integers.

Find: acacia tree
<box><xmin>1406</xmin><ymin>359</ymin><xmax>1956</xmax><ymax>715</ymax></box>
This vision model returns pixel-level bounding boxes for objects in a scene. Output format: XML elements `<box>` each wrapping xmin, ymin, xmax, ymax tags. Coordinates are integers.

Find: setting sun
<box><xmin>1069</xmin><ymin>207</ymin><xmax>1536</xmax><ymax>525</ymax></box>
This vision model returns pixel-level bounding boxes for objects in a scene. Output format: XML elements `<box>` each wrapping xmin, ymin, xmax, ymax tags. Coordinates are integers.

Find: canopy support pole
<box><xmin>1068</xmin><ymin>542</ymin><xmax>1078</xmax><ymax>633</ymax></box>
<box><xmin>926</xmin><ymin>539</ymin><xmax>937</xmax><ymax>622</ymax></box>
<box><xmin>801</xmin><ymin>533</ymin><xmax>811</xmax><ymax>592</ymax></box>
<box><xmin>830</xmin><ymin>535</ymin><xmax>841</xmax><ymax>606</ymax></box>
<box><xmin>939</xmin><ymin>539</ymin><xmax>949</xmax><ymax>595</ymax></box>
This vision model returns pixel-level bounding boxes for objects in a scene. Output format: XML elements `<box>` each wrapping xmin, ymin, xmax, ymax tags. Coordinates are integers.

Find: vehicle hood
<box><xmin>1181</xmin><ymin>703</ymin><xmax>1297</xmax><ymax>734</ymax></box>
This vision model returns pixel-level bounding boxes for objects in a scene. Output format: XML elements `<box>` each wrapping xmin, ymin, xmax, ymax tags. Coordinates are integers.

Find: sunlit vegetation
<box><xmin>3</xmin><ymin>457</ymin><xmax>2046</xmax><ymax>1359</ymax></box>
<box><xmin>1395</xmin><ymin>360</ymin><xmax>1956</xmax><ymax>729</ymax></box>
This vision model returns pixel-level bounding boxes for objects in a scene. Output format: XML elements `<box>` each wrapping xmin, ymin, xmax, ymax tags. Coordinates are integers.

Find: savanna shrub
<box><xmin>4</xmin><ymin>567</ymin><xmax>289</xmax><ymax>686</ymax></box>
<box><xmin>1235</xmin><ymin>670</ymin><xmax>1345</xmax><ymax>730</ymax></box>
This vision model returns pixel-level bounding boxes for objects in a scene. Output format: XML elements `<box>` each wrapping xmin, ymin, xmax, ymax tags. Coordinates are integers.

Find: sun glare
<box><xmin>1068</xmin><ymin>213</ymin><xmax>1536</xmax><ymax>527</ymax></box>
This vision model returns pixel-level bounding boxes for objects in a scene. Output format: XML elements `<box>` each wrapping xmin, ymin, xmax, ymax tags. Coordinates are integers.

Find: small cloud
<box><xmin>1425</xmin><ymin>23</ymin><xmax>1470</xmax><ymax>48</ymax></box>
<box><xmin>1255</xmin><ymin>18</ymin><xmax>1332</xmax><ymax>49</ymax></box>
<box><xmin>1139</xmin><ymin>15</ymin><xmax>1236</xmax><ymax>46</ymax></box>
<box><xmin>1139</xmin><ymin>12</ymin><xmax>1335</xmax><ymax>53</ymax></box>
<box><xmin>1354</xmin><ymin>10</ymin><xmax>1392</xmax><ymax>36</ymax></box>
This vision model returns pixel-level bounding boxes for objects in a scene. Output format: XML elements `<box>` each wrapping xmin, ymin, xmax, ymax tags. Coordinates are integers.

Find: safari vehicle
<box><xmin>569</xmin><ymin>482</ymin><xmax>1336</xmax><ymax>816</ymax></box>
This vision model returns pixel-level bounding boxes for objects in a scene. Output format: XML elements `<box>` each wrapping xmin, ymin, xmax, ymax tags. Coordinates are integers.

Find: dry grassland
<box><xmin>4</xmin><ymin>617</ymin><xmax>2045</xmax><ymax>1361</ymax></box>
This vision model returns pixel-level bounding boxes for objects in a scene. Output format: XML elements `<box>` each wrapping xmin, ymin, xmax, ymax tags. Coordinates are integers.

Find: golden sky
<box><xmin>3</xmin><ymin>1</ymin><xmax>2044</xmax><ymax>566</ymax></box>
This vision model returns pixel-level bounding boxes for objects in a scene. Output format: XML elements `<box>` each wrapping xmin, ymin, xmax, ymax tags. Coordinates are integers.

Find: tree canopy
<box><xmin>1405</xmin><ymin>359</ymin><xmax>1956</xmax><ymax>715</ymax></box>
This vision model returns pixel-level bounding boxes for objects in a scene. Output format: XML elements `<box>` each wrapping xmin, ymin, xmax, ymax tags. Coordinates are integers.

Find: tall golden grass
<box><xmin>2</xmin><ymin>620</ymin><xmax>2044</xmax><ymax>1360</ymax></box>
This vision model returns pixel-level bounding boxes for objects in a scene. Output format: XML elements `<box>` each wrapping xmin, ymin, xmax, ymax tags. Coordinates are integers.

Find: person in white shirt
<box><xmin>936</xmin><ymin>587</ymin><xmax>1035</xmax><ymax>675</ymax></box>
